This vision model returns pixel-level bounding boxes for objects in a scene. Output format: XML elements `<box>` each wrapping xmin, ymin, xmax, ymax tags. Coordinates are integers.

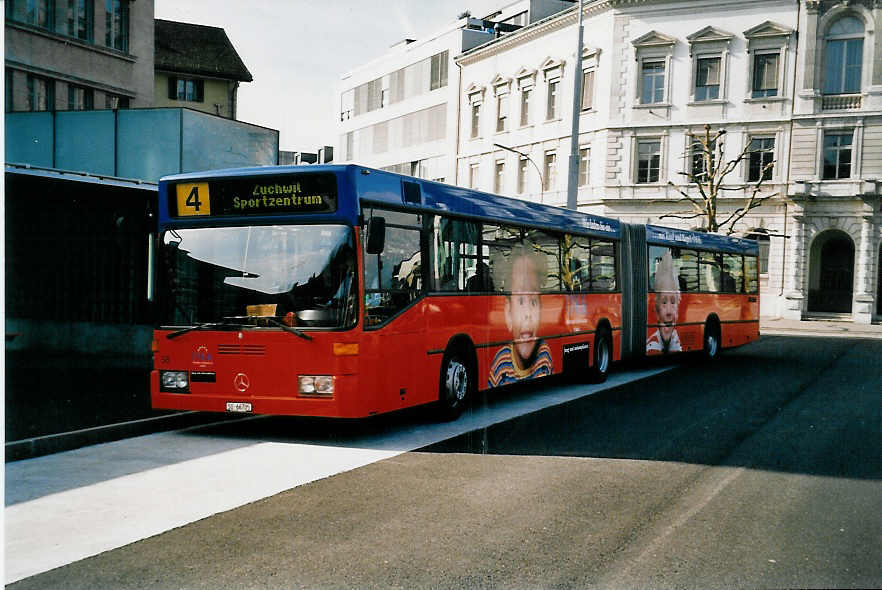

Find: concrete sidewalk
<box><xmin>761</xmin><ymin>317</ymin><xmax>882</xmax><ymax>339</ymax></box>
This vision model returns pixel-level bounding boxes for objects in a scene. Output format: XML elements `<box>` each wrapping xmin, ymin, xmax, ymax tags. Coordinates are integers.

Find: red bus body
<box><xmin>151</xmin><ymin>165</ymin><xmax>758</xmax><ymax>419</ymax></box>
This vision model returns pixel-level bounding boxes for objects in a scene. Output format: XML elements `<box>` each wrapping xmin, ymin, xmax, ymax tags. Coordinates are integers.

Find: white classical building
<box><xmin>338</xmin><ymin>0</ymin><xmax>881</xmax><ymax>324</ymax></box>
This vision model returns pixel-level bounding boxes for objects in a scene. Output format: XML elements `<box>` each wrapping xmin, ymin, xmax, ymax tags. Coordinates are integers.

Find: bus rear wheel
<box><xmin>439</xmin><ymin>350</ymin><xmax>471</xmax><ymax>420</ymax></box>
<box><xmin>589</xmin><ymin>328</ymin><xmax>611</xmax><ymax>383</ymax></box>
<box><xmin>703</xmin><ymin>320</ymin><xmax>721</xmax><ymax>360</ymax></box>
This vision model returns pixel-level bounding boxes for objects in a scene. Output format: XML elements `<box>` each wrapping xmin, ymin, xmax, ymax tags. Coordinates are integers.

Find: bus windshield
<box><xmin>159</xmin><ymin>224</ymin><xmax>358</xmax><ymax>330</ymax></box>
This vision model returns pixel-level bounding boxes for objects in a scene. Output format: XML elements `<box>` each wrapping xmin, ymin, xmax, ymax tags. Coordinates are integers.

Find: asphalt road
<box><xmin>10</xmin><ymin>336</ymin><xmax>881</xmax><ymax>589</ymax></box>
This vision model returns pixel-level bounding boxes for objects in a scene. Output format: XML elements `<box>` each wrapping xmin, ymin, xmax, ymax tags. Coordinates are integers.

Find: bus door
<box><xmin>362</xmin><ymin>209</ymin><xmax>427</xmax><ymax>412</ymax></box>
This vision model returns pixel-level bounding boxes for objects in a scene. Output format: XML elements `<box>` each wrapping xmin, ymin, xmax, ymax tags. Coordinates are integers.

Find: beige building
<box><xmin>153</xmin><ymin>19</ymin><xmax>252</xmax><ymax>120</ymax></box>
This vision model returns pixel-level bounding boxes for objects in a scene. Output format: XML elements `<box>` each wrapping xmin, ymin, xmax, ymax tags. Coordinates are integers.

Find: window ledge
<box><xmin>544</xmin><ymin>117</ymin><xmax>563</xmax><ymax>123</ymax></box>
<box><xmin>687</xmin><ymin>99</ymin><xmax>727</xmax><ymax>106</ymax></box>
<box><xmin>632</xmin><ymin>103</ymin><xmax>671</xmax><ymax>110</ymax></box>
<box><xmin>7</xmin><ymin>21</ymin><xmax>135</xmax><ymax>62</ymax></box>
<box><xmin>743</xmin><ymin>96</ymin><xmax>788</xmax><ymax>103</ymax></box>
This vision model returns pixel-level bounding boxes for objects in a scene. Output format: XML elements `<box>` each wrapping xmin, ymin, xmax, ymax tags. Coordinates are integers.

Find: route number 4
<box><xmin>176</xmin><ymin>182</ymin><xmax>211</xmax><ymax>216</ymax></box>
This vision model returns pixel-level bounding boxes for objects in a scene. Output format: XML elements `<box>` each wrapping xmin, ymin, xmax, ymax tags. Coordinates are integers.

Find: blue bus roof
<box><xmin>646</xmin><ymin>225</ymin><xmax>758</xmax><ymax>255</ymax></box>
<box><xmin>158</xmin><ymin>164</ymin><xmax>621</xmax><ymax>238</ymax></box>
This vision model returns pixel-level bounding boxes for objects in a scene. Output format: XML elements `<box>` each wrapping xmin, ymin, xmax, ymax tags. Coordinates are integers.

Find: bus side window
<box><xmin>524</xmin><ymin>229</ymin><xmax>561</xmax><ymax>292</ymax></box>
<box><xmin>590</xmin><ymin>238</ymin><xmax>617</xmax><ymax>292</ymax></box>
<box><xmin>562</xmin><ymin>234</ymin><xmax>591</xmax><ymax>292</ymax></box>
<box><xmin>722</xmin><ymin>253</ymin><xmax>743</xmax><ymax>293</ymax></box>
<box><xmin>744</xmin><ymin>255</ymin><xmax>759</xmax><ymax>294</ymax></box>
<box><xmin>675</xmin><ymin>249</ymin><xmax>699</xmax><ymax>292</ymax></box>
<box><xmin>485</xmin><ymin>224</ymin><xmax>521</xmax><ymax>293</ymax></box>
<box><xmin>700</xmin><ymin>251</ymin><xmax>722</xmax><ymax>293</ymax></box>
<box><xmin>432</xmin><ymin>216</ymin><xmax>479</xmax><ymax>292</ymax></box>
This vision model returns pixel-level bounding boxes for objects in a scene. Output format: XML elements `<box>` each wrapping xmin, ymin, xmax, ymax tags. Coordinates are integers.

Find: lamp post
<box><xmin>493</xmin><ymin>142</ymin><xmax>544</xmax><ymax>201</ymax></box>
<box><xmin>565</xmin><ymin>0</ymin><xmax>585</xmax><ymax>210</ymax></box>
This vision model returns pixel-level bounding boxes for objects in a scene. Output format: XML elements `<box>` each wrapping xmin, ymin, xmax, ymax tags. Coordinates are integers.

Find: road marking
<box><xmin>5</xmin><ymin>367</ymin><xmax>668</xmax><ymax>584</ymax></box>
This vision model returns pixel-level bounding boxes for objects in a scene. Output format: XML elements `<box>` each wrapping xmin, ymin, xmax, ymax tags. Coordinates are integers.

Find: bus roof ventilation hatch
<box><xmin>402</xmin><ymin>180</ymin><xmax>422</xmax><ymax>205</ymax></box>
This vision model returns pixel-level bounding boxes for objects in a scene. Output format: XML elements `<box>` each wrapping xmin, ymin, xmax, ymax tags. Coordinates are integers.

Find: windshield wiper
<box><xmin>222</xmin><ymin>315</ymin><xmax>314</xmax><ymax>341</ymax></box>
<box><xmin>166</xmin><ymin>321</ymin><xmax>235</xmax><ymax>340</ymax></box>
<box><xmin>263</xmin><ymin>317</ymin><xmax>313</xmax><ymax>341</ymax></box>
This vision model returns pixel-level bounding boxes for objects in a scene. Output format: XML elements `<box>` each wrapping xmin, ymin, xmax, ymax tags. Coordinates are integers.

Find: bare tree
<box><xmin>660</xmin><ymin>124</ymin><xmax>778</xmax><ymax>235</ymax></box>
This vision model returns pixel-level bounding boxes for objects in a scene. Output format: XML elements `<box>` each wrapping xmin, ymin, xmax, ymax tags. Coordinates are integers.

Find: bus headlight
<box><xmin>298</xmin><ymin>375</ymin><xmax>335</xmax><ymax>397</ymax></box>
<box><xmin>160</xmin><ymin>370</ymin><xmax>190</xmax><ymax>393</ymax></box>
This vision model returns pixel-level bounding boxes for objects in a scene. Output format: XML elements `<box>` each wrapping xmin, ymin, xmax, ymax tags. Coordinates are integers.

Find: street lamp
<box><xmin>493</xmin><ymin>142</ymin><xmax>544</xmax><ymax>202</ymax></box>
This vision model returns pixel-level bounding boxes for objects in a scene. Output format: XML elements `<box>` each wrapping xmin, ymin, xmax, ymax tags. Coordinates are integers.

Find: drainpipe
<box><xmin>781</xmin><ymin>0</ymin><xmax>801</xmax><ymax>297</ymax></box>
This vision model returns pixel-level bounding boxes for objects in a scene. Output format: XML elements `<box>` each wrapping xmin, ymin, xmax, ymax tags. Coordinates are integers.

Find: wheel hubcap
<box><xmin>597</xmin><ymin>340</ymin><xmax>609</xmax><ymax>373</ymax></box>
<box><xmin>707</xmin><ymin>334</ymin><xmax>718</xmax><ymax>356</ymax></box>
<box><xmin>446</xmin><ymin>360</ymin><xmax>467</xmax><ymax>402</ymax></box>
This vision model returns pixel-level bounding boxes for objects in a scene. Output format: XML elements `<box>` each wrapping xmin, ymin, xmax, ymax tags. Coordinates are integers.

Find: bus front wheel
<box><xmin>439</xmin><ymin>351</ymin><xmax>471</xmax><ymax>420</ymax></box>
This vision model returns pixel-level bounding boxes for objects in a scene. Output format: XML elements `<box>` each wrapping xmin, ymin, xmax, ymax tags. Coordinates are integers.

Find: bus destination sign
<box><xmin>172</xmin><ymin>173</ymin><xmax>337</xmax><ymax>218</ymax></box>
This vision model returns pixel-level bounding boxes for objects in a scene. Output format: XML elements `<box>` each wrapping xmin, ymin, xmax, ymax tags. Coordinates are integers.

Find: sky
<box><xmin>154</xmin><ymin>1</ymin><xmax>505</xmax><ymax>152</ymax></box>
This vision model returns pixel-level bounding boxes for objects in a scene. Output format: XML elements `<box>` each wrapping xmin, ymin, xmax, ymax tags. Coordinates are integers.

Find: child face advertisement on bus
<box><xmin>647</xmin><ymin>249</ymin><xmax>682</xmax><ymax>354</ymax></box>
<box><xmin>489</xmin><ymin>243</ymin><xmax>553</xmax><ymax>387</ymax></box>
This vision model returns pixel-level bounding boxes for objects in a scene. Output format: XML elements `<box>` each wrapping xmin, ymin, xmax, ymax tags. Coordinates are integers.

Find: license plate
<box><xmin>226</xmin><ymin>402</ymin><xmax>252</xmax><ymax>413</ymax></box>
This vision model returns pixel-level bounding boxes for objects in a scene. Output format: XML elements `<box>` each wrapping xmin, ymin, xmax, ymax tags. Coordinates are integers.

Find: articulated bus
<box><xmin>151</xmin><ymin>164</ymin><xmax>759</xmax><ymax>419</ymax></box>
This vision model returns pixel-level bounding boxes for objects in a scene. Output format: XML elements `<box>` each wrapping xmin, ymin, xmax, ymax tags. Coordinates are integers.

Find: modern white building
<box><xmin>339</xmin><ymin>0</ymin><xmax>881</xmax><ymax>324</ymax></box>
<box><xmin>336</xmin><ymin>0</ymin><xmax>577</xmax><ymax>184</ymax></box>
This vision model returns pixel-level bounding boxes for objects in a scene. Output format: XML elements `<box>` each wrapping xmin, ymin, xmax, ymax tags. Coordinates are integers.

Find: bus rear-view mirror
<box><xmin>366</xmin><ymin>216</ymin><xmax>386</xmax><ymax>254</ymax></box>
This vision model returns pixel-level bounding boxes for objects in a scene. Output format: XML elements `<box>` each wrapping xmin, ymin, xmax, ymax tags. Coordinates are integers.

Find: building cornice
<box><xmin>456</xmin><ymin>0</ymin><xmax>790</xmax><ymax>66</ymax></box>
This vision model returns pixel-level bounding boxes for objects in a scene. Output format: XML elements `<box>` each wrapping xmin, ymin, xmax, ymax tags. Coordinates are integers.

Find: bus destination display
<box><xmin>172</xmin><ymin>173</ymin><xmax>337</xmax><ymax>217</ymax></box>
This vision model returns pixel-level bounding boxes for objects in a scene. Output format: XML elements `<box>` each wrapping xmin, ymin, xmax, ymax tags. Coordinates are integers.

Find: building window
<box><xmin>496</xmin><ymin>93</ymin><xmax>509</xmax><ymax>132</ymax></box>
<box><xmin>6</xmin><ymin>69</ymin><xmax>14</xmax><ymax>112</ymax></box>
<box><xmin>690</xmin><ymin>137</ymin><xmax>715</xmax><ymax>181</ymax></box>
<box><xmin>632</xmin><ymin>31</ymin><xmax>676</xmax><ymax>107</ymax></box>
<box><xmin>581</xmin><ymin>69</ymin><xmax>595</xmax><ymax>110</ymax></box>
<box><xmin>747</xmin><ymin>229</ymin><xmax>771</xmax><ymax>274</ymax></box>
<box><xmin>168</xmin><ymin>77</ymin><xmax>204</xmax><ymax>102</ymax></box>
<box><xmin>694</xmin><ymin>57</ymin><xmax>721</xmax><ymax>101</ymax></box>
<box><xmin>637</xmin><ymin>140</ymin><xmax>661</xmax><ymax>183</ymax></box>
<box><xmin>68</xmin><ymin>0</ymin><xmax>93</xmax><ymax>40</ymax></box>
<box><xmin>469</xmin><ymin>163</ymin><xmax>480</xmax><ymax>189</ymax></box>
<box><xmin>822</xmin><ymin>132</ymin><xmax>853</xmax><ymax>179</ymax></box>
<box><xmin>105</xmin><ymin>0</ymin><xmax>129</xmax><ymax>52</ymax></box>
<box><xmin>430</xmin><ymin>51</ymin><xmax>449</xmax><ymax>91</ymax></box>
<box><xmin>823</xmin><ymin>16</ymin><xmax>864</xmax><ymax>95</ymax></box>
<box><xmin>747</xmin><ymin>137</ymin><xmax>775</xmax><ymax>182</ymax></box>
<box><xmin>27</xmin><ymin>75</ymin><xmax>53</xmax><ymax>111</ymax></box>
<box><xmin>7</xmin><ymin>0</ymin><xmax>54</xmax><ymax>29</ymax></box>
<box><xmin>470</xmin><ymin>101</ymin><xmax>481</xmax><ymax>138</ymax></box>
<box><xmin>546</xmin><ymin>78</ymin><xmax>560</xmax><ymax>120</ymax></box>
<box><xmin>517</xmin><ymin>157</ymin><xmax>528</xmax><ymax>194</ymax></box>
<box><xmin>494</xmin><ymin>160</ymin><xmax>505</xmax><ymax>193</ymax></box>
<box><xmin>520</xmin><ymin>86</ymin><xmax>531</xmax><ymax>126</ymax></box>
<box><xmin>752</xmin><ymin>53</ymin><xmax>779</xmax><ymax>98</ymax></box>
<box><xmin>68</xmin><ymin>85</ymin><xmax>93</xmax><ymax>110</ymax></box>
<box><xmin>104</xmin><ymin>93</ymin><xmax>129</xmax><ymax>109</ymax></box>
<box><xmin>578</xmin><ymin>147</ymin><xmax>590</xmax><ymax>186</ymax></box>
<box><xmin>544</xmin><ymin>151</ymin><xmax>557</xmax><ymax>191</ymax></box>
<box><xmin>640</xmin><ymin>61</ymin><xmax>665</xmax><ymax>104</ymax></box>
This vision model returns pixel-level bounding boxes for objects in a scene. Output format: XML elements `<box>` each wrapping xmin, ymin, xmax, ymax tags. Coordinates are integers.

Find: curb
<box><xmin>4</xmin><ymin>412</ymin><xmax>241</xmax><ymax>462</ymax></box>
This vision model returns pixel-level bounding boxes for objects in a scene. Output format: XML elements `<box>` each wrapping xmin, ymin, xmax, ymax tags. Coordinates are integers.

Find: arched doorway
<box><xmin>808</xmin><ymin>230</ymin><xmax>855</xmax><ymax>314</ymax></box>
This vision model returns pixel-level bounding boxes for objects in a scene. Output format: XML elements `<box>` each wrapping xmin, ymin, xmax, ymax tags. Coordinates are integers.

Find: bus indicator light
<box><xmin>332</xmin><ymin>343</ymin><xmax>359</xmax><ymax>356</ymax></box>
<box><xmin>176</xmin><ymin>183</ymin><xmax>211</xmax><ymax>216</ymax></box>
